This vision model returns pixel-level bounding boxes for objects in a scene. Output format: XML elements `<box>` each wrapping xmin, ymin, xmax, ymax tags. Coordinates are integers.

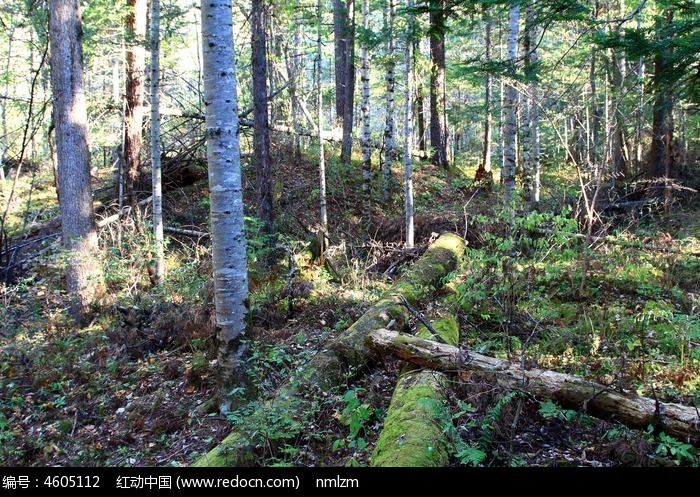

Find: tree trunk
<box><xmin>317</xmin><ymin>0</ymin><xmax>328</xmax><ymax>253</ymax></box>
<box><xmin>588</xmin><ymin>1</ymin><xmax>600</xmax><ymax>174</ymax></box>
<box><xmin>522</xmin><ymin>4</ymin><xmax>533</xmax><ymax>202</ymax></box>
<box><xmin>251</xmin><ymin>0</ymin><xmax>274</xmax><ymax>245</ymax></box>
<box><xmin>340</xmin><ymin>0</ymin><xmax>356</xmax><ymax>165</ymax></box>
<box><xmin>647</xmin><ymin>10</ymin><xmax>674</xmax><ymax>187</ymax></box>
<box><xmin>372</xmin><ymin>316</ymin><xmax>458</xmax><ymax>467</ymax></box>
<box><xmin>0</xmin><ymin>28</ymin><xmax>13</xmax><ymax>182</ymax></box>
<box><xmin>404</xmin><ymin>0</ymin><xmax>415</xmax><ymax>248</ymax></box>
<box><xmin>503</xmin><ymin>3</ymin><xmax>520</xmax><ymax>213</ymax></box>
<box><xmin>201</xmin><ymin>0</ymin><xmax>249</xmax><ymax>411</ymax></box>
<box><xmin>49</xmin><ymin>0</ymin><xmax>103</xmax><ymax>320</ymax></box>
<box><xmin>633</xmin><ymin>10</ymin><xmax>644</xmax><ymax>173</ymax></box>
<box><xmin>333</xmin><ymin>0</ymin><xmax>347</xmax><ymax>120</ymax></box>
<box><xmin>481</xmin><ymin>5</ymin><xmax>492</xmax><ymax>176</ymax></box>
<box><xmin>382</xmin><ymin>0</ymin><xmax>396</xmax><ymax>203</ymax></box>
<box><xmin>290</xmin><ymin>18</ymin><xmax>303</xmax><ymax>160</ymax></box>
<box><xmin>359</xmin><ymin>0</ymin><xmax>372</xmax><ymax>240</ymax></box>
<box><xmin>429</xmin><ymin>0</ymin><xmax>448</xmax><ymax>169</ymax></box>
<box><xmin>149</xmin><ymin>0</ymin><xmax>164</xmax><ymax>282</ymax></box>
<box><xmin>416</xmin><ymin>38</ymin><xmax>426</xmax><ymax>153</ymax></box>
<box><xmin>124</xmin><ymin>0</ymin><xmax>147</xmax><ymax>211</ymax></box>
<box><xmin>193</xmin><ymin>233</ymin><xmax>465</xmax><ymax>466</ymax></box>
<box><xmin>367</xmin><ymin>329</ymin><xmax>700</xmax><ymax>444</ymax></box>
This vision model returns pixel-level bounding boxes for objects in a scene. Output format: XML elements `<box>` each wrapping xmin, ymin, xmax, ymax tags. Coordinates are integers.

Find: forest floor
<box><xmin>1</xmin><ymin>138</ymin><xmax>699</xmax><ymax>467</ymax></box>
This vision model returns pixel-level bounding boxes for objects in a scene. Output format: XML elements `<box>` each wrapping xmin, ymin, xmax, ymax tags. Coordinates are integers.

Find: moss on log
<box><xmin>372</xmin><ymin>316</ymin><xmax>459</xmax><ymax>467</ymax></box>
<box><xmin>367</xmin><ymin>329</ymin><xmax>700</xmax><ymax>445</ymax></box>
<box><xmin>193</xmin><ymin>233</ymin><xmax>465</xmax><ymax>466</ymax></box>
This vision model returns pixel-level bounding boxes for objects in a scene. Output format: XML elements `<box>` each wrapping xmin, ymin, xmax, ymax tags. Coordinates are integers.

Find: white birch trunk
<box><xmin>404</xmin><ymin>0</ymin><xmax>414</xmax><ymax>248</ymax></box>
<box><xmin>360</xmin><ymin>0</ymin><xmax>371</xmax><ymax>239</ymax></box>
<box><xmin>481</xmin><ymin>5</ymin><xmax>492</xmax><ymax>174</ymax></box>
<box><xmin>201</xmin><ymin>0</ymin><xmax>249</xmax><ymax>410</ymax></box>
<box><xmin>150</xmin><ymin>0</ymin><xmax>164</xmax><ymax>281</ymax></box>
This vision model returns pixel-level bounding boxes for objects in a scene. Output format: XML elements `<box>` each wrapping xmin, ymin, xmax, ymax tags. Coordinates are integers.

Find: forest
<box><xmin>0</xmin><ymin>0</ymin><xmax>698</xmax><ymax>468</ymax></box>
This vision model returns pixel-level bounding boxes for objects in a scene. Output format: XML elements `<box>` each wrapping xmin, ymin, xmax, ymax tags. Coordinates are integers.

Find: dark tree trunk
<box><xmin>333</xmin><ymin>0</ymin><xmax>347</xmax><ymax>120</ymax></box>
<box><xmin>429</xmin><ymin>0</ymin><xmax>448</xmax><ymax>169</ymax></box>
<box><xmin>251</xmin><ymin>0</ymin><xmax>274</xmax><ymax>241</ymax></box>
<box><xmin>124</xmin><ymin>0</ymin><xmax>146</xmax><ymax>211</ymax></box>
<box><xmin>648</xmin><ymin>12</ymin><xmax>674</xmax><ymax>184</ymax></box>
<box><xmin>49</xmin><ymin>0</ymin><xmax>103</xmax><ymax>320</ymax></box>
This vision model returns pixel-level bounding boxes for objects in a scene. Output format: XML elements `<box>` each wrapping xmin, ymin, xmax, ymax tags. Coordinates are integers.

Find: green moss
<box><xmin>416</xmin><ymin>316</ymin><xmax>459</xmax><ymax>346</ymax></box>
<box><xmin>371</xmin><ymin>371</ymin><xmax>452</xmax><ymax>467</ymax></box>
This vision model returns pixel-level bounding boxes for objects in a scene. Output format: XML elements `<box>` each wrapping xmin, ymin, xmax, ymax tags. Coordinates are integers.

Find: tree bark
<box><xmin>382</xmin><ymin>0</ymin><xmax>396</xmax><ymax>203</ymax></box>
<box><xmin>503</xmin><ymin>3</ymin><xmax>520</xmax><ymax>213</ymax></box>
<box><xmin>360</xmin><ymin>0</ymin><xmax>371</xmax><ymax>240</ymax></box>
<box><xmin>429</xmin><ymin>0</ymin><xmax>448</xmax><ymax>169</ymax></box>
<box><xmin>481</xmin><ymin>5</ymin><xmax>492</xmax><ymax>176</ymax></box>
<box><xmin>251</xmin><ymin>0</ymin><xmax>274</xmax><ymax>244</ymax></box>
<box><xmin>647</xmin><ymin>10</ymin><xmax>674</xmax><ymax>186</ymax></box>
<box><xmin>149</xmin><ymin>0</ymin><xmax>164</xmax><ymax>282</ymax></box>
<box><xmin>340</xmin><ymin>0</ymin><xmax>356</xmax><ymax>165</ymax></box>
<box><xmin>201</xmin><ymin>0</ymin><xmax>249</xmax><ymax>411</ymax></box>
<box><xmin>49</xmin><ymin>0</ymin><xmax>103</xmax><ymax>320</ymax></box>
<box><xmin>193</xmin><ymin>233</ymin><xmax>465</xmax><ymax>466</ymax></box>
<box><xmin>124</xmin><ymin>0</ymin><xmax>147</xmax><ymax>211</ymax></box>
<box><xmin>317</xmin><ymin>0</ymin><xmax>328</xmax><ymax>253</ymax></box>
<box><xmin>404</xmin><ymin>0</ymin><xmax>415</xmax><ymax>248</ymax></box>
<box><xmin>333</xmin><ymin>0</ymin><xmax>347</xmax><ymax>120</ymax></box>
<box><xmin>367</xmin><ymin>329</ymin><xmax>700</xmax><ymax>444</ymax></box>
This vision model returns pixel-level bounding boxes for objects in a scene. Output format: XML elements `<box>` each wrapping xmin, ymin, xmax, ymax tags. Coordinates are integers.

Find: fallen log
<box><xmin>372</xmin><ymin>316</ymin><xmax>459</xmax><ymax>467</ymax></box>
<box><xmin>366</xmin><ymin>329</ymin><xmax>700</xmax><ymax>444</ymax></box>
<box><xmin>193</xmin><ymin>233</ymin><xmax>465</xmax><ymax>466</ymax></box>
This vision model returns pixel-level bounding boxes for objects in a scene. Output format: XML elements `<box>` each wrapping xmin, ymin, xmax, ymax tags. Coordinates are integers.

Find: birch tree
<box><xmin>49</xmin><ymin>0</ymin><xmax>103</xmax><ymax>319</ymax></box>
<box><xmin>360</xmin><ymin>0</ymin><xmax>371</xmax><ymax>239</ymax></box>
<box><xmin>201</xmin><ymin>0</ymin><xmax>249</xmax><ymax>409</ymax></box>
<box><xmin>150</xmin><ymin>0</ymin><xmax>164</xmax><ymax>281</ymax></box>
<box><xmin>480</xmin><ymin>4</ymin><xmax>492</xmax><ymax>179</ymax></box>
<box><xmin>404</xmin><ymin>0</ymin><xmax>415</xmax><ymax>248</ymax></box>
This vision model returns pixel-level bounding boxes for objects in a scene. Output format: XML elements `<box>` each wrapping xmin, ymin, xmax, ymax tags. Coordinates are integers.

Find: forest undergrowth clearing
<box><xmin>1</xmin><ymin>146</ymin><xmax>699</xmax><ymax>466</ymax></box>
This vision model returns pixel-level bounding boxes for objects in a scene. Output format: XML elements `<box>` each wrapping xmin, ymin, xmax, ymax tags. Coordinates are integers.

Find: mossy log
<box><xmin>367</xmin><ymin>329</ymin><xmax>700</xmax><ymax>444</ymax></box>
<box><xmin>372</xmin><ymin>316</ymin><xmax>458</xmax><ymax>467</ymax></box>
<box><xmin>193</xmin><ymin>233</ymin><xmax>465</xmax><ymax>466</ymax></box>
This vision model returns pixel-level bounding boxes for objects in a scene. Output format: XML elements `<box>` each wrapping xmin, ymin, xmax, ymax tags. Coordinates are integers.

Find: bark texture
<box><xmin>502</xmin><ymin>3</ymin><xmax>520</xmax><ymax>211</ymax></box>
<box><xmin>360</xmin><ymin>0</ymin><xmax>371</xmax><ymax>240</ymax></box>
<box><xmin>49</xmin><ymin>0</ymin><xmax>103</xmax><ymax>319</ymax></box>
<box><xmin>150</xmin><ymin>0</ymin><xmax>164</xmax><ymax>281</ymax></box>
<box><xmin>201</xmin><ymin>0</ymin><xmax>249</xmax><ymax>409</ymax></box>
<box><xmin>124</xmin><ymin>0</ymin><xmax>147</xmax><ymax>209</ymax></box>
<box><xmin>429</xmin><ymin>0</ymin><xmax>448</xmax><ymax>169</ymax></box>
<box><xmin>251</xmin><ymin>0</ymin><xmax>273</xmax><ymax>239</ymax></box>
<box><xmin>382</xmin><ymin>0</ymin><xmax>396</xmax><ymax>203</ymax></box>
